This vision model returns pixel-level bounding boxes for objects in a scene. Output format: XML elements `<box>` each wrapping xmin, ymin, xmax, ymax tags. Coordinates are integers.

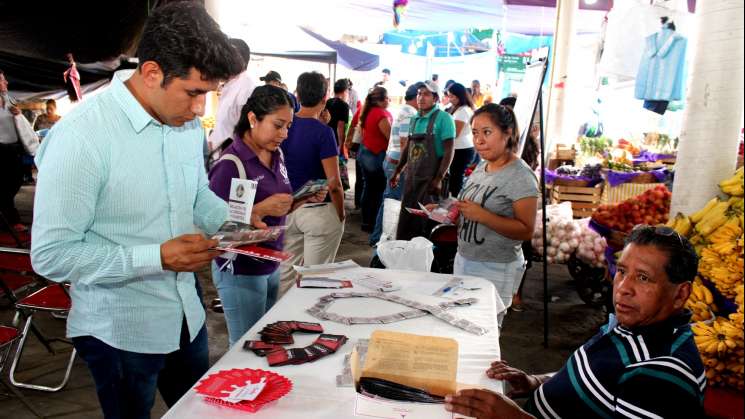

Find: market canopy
<box><xmin>0</xmin><ymin>0</ymin><xmax>164</xmax><ymax>94</ymax></box>
<box><xmin>225</xmin><ymin>24</ymin><xmax>338</xmax><ymax>65</ymax></box>
<box><xmin>299</xmin><ymin>28</ymin><xmax>380</xmax><ymax>71</ymax></box>
<box><xmin>219</xmin><ymin>0</ymin><xmax>612</xmax><ymax>36</ymax></box>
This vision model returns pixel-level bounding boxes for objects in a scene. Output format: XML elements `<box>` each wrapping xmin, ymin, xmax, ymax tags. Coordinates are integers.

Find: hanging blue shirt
<box><xmin>31</xmin><ymin>70</ymin><xmax>228</xmax><ymax>354</ymax></box>
<box><xmin>635</xmin><ymin>29</ymin><xmax>687</xmax><ymax>101</ymax></box>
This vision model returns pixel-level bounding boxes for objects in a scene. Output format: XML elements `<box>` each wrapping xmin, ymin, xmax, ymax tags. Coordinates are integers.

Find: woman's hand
<box><xmin>260</xmin><ymin>193</ymin><xmax>293</xmax><ymax>216</ymax></box>
<box><xmin>456</xmin><ymin>199</ymin><xmax>487</xmax><ymax>223</ymax></box>
<box><xmin>305</xmin><ymin>186</ymin><xmax>329</xmax><ymax>203</ymax></box>
<box><xmin>251</xmin><ymin>193</ymin><xmax>293</xmax><ymax>229</ymax></box>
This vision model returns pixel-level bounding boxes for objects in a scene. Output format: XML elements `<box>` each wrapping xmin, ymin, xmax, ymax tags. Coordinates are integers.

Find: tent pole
<box><xmin>539</xmin><ymin>86</ymin><xmax>549</xmax><ymax>349</ymax></box>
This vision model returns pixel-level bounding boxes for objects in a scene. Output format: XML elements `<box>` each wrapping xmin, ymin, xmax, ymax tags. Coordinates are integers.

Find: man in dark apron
<box><xmin>391</xmin><ymin>80</ymin><xmax>456</xmax><ymax>240</ymax></box>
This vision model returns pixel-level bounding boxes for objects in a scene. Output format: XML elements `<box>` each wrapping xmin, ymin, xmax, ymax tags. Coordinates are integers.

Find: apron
<box><xmin>396</xmin><ymin>109</ymin><xmax>447</xmax><ymax>241</ymax></box>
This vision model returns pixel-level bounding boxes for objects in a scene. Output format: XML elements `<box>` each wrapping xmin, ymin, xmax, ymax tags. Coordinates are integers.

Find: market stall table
<box><xmin>164</xmin><ymin>267</ymin><xmax>504</xmax><ymax>418</ymax></box>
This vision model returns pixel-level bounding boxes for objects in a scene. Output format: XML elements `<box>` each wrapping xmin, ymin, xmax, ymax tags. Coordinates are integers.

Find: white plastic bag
<box><xmin>376</xmin><ymin>237</ymin><xmax>434</xmax><ymax>272</ymax></box>
<box><xmin>377</xmin><ymin>198</ymin><xmax>401</xmax><ymax>244</ymax></box>
<box><xmin>14</xmin><ymin>114</ymin><xmax>39</xmax><ymax>155</ymax></box>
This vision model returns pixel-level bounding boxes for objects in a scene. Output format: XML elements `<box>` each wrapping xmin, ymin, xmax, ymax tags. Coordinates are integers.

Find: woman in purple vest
<box><xmin>208</xmin><ymin>85</ymin><xmax>326</xmax><ymax>346</ymax></box>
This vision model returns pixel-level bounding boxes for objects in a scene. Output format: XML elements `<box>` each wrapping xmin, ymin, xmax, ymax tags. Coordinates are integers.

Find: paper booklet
<box><xmin>296</xmin><ymin>277</ymin><xmax>353</xmax><ymax>289</ymax></box>
<box><xmin>293</xmin><ymin>259</ymin><xmax>361</xmax><ymax>276</ymax></box>
<box><xmin>359</xmin><ymin>330</ymin><xmax>458</xmax><ymax>398</ymax></box>
<box><xmin>211</xmin><ymin>221</ymin><xmax>286</xmax><ymax>248</ymax></box>
<box><xmin>404</xmin><ymin>198</ymin><xmax>459</xmax><ymax>225</ymax></box>
<box><xmin>215</xmin><ymin>245</ymin><xmax>293</xmax><ymax>263</ymax></box>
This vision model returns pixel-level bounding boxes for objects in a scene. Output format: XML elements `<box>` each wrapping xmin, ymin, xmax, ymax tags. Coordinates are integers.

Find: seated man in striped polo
<box><xmin>445</xmin><ymin>224</ymin><xmax>705</xmax><ymax>419</ymax></box>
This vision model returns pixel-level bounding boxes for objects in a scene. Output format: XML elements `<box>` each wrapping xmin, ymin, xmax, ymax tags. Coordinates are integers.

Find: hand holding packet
<box><xmin>292</xmin><ymin>179</ymin><xmax>328</xmax><ymax>200</ymax></box>
<box><xmin>211</xmin><ymin>221</ymin><xmax>286</xmax><ymax>248</ymax></box>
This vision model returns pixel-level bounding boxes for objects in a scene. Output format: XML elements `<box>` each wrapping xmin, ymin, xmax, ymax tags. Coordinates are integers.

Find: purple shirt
<box><xmin>209</xmin><ymin>135</ymin><xmax>293</xmax><ymax>275</ymax></box>
<box><xmin>280</xmin><ymin>116</ymin><xmax>339</xmax><ymax>192</ymax></box>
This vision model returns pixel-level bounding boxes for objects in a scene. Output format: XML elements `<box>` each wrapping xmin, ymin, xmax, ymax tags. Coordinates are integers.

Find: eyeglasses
<box><xmin>631</xmin><ymin>224</ymin><xmax>685</xmax><ymax>246</ymax></box>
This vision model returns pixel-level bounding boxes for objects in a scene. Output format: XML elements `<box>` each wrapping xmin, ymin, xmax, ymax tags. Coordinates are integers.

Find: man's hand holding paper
<box><xmin>160</xmin><ymin>234</ymin><xmax>220</xmax><ymax>272</ymax></box>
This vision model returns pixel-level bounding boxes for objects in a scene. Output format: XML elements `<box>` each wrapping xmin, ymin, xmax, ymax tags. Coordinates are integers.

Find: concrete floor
<box><xmin>1</xmin><ymin>172</ymin><xmax>606</xmax><ymax>419</ymax></box>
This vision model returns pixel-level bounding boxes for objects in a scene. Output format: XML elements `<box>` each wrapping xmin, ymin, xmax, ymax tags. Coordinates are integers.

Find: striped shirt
<box><xmin>525</xmin><ymin>311</ymin><xmax>705</xmax><ymax>419</ymax></box>
<box><xmin>31</xmin><ymin>70</ymin><xmax>227</xmax><ymax>354</ymax></box>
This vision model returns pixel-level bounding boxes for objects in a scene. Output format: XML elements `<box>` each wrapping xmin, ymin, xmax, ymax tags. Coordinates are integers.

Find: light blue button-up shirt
<box><xmin>31</xmin><ymin>71</ymin><xmax>228</xmax><ymax>354</ymax></box>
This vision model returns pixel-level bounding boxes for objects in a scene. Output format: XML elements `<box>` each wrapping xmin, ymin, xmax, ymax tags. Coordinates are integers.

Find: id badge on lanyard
<box><xmin>228</xmin><ymin>178</ymin><xmax>257</xmax><ymax>224</ymax></box>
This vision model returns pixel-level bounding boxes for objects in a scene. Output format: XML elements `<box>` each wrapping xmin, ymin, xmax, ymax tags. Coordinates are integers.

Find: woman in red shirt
<box><xmin>357</xmin><ymin>87</ymin><xmax>392</xmax><ymax>233</ymax></box>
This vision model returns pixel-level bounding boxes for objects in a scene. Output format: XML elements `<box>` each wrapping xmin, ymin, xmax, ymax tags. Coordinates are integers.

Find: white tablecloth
<box><xmin>164</xmin><ymin>267</ymin><xmax>503</xmax><ymax>418</ymax></box>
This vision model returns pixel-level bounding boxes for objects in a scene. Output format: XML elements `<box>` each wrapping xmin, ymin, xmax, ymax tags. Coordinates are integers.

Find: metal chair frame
<box><xmin>1</xmin><ymin>325</ymin><xmax>45</xmax><ymax>418</ymax></box>
<box><xmin>8</xmin><ymin>283</ymin><xmax>75</xmax><ymax>392</ymax></box>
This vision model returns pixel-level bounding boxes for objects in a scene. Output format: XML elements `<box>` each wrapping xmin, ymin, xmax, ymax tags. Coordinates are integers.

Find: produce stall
<box><xmin>534</xmin><ymin>133</ymin><xmax>679</xmax><ymax>308</ymax></box>
<box><xmin>663</xmin><ymin>167</ymin><xmax>744</xmax><ymax>393</ymax></box>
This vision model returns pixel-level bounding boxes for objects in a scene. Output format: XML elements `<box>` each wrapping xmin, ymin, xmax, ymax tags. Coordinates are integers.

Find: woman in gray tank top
<box><xmin>453</xmin><ymin>104</ymin><xmax>539</xmax><ymax>324</ymax></box>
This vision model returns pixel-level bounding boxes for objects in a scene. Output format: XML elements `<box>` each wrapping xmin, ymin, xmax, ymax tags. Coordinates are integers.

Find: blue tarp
<box><xmin>382</xmin><ymin>30</ymin><xmax>552</xmax><ymax>58</ymax></box>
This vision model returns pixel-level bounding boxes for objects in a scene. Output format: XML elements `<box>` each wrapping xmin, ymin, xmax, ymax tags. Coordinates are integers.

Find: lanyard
<box><xmin>306</xmin><ymin>292</ymin><xmax>489</xmax><ymax>335</ymax></box>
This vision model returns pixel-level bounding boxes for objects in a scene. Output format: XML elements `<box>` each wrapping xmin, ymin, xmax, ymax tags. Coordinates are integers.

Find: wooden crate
<box><xmin>551</xmin><ymin>184</ymin><xmax>603</xmax><ymax>218</ymax></box>
<box><xmin>554</xmin><ymin>144</ymin><xmax>577</xmax><ymax>161</ymax></box>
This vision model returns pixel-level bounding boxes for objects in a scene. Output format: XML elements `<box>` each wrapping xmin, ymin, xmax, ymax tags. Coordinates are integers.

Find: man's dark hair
<box><xmin>432</xmin><ymin>74</ymin><xmax>439</xmax><ymax>81</ymax></box>
<box><xmin>230</xmin><ymin>38</ymin><xmax>251</xmax><ymax>68</ymax></box>
<box><xmin>382</xmin><ymin>68</ymin><xmax>391</xmax><ymax>75</ymax></box>
<box><xmin>296</xmin><ymin>72</ymin><xmax>328</xmax><ymax>107</ymax></box>
<box><xmin>499</xmin><ymin>96</ymin><xmax>517</xmax><ymax>109</ymax></box>
<box><xmin>136</xmin><ymin>2</ymin><xmax>243</xmax><ymax>86</ymax></box>
<box><xmin>405</xmin><ymin>82</ymin><xmax>423</xmax><ymax>101</ymax></box>
<box><xmin>625</xmin><ymin>226</ymin><xmax>699</xmax><ymax>284</ymax></box>
<box><xmin>234</xmin><ymin>85</ymin><xmax>293</xmax><ymax>138</ymax></box>
<box><xmin>333</xmin><ymin>79</ymin><xmax>350</xmax><ymax>94</ymax></box>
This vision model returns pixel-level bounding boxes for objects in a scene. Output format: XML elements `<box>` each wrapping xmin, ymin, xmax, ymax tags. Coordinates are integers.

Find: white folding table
<box><xmin>164</xmin><ymin>267</ymin><xmax>504</xmax><ymax>418</ymax></box>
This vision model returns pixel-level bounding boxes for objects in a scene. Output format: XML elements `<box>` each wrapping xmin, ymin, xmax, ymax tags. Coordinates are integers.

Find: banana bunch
<box><xmin>729</xmin><ymin>196</ymin><xmax>745</xmax><ymax>215</ymax></box>
<box><xmin>695</xmin><ymin>199</ymin><xmax>733</xmax><ymax>237</ymax></box>
<box><xmin>699</xmin><ymin>247</ymin><xmax>743</xmax><ymax>298</ymax></box>
<box><xmin>666</xmin><ymin>212</ymin><xmax>693</xmax><ymax>237</ymax></box>
<box><xmin>707</xmin><ymin>219</ymin><xmax>743</xmax><ymax>256</ymax></box>
<box><xmin>695</xmin><ymin>316</ymin><xmax>745</xmax><ymax>390</ymax></box>
<box><xmin>693</xmin><ymin>317</ymin><xmax>743</xmax><ymax>356</ymax></box>
<box><xmin>691</xmin><ymin>198</ymin><xmax>720</xmax><ymax>224</ymax></box>
<box><xmin>719</xmin><ymin>167</ymin><xmax>744</xmax><ymax>197</ymax></box>
<box><xmin>696</xmin><ymin>215</ymin><xmax>744</xmax><ymax>298</ymax></box>
<box><xmin>686</xmin><ymin>278</ymin><xmax>715</xmax><ymax>322</ymax></box>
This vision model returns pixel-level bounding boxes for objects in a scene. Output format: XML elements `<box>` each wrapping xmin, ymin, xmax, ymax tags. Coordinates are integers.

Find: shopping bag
<box><xmin>376</xmin><ymin>237</ymin><xmax>434</xmax><ymax>272</ymax></box>
<box><xmin>377</xmin><ymin>198</ymin><xmax>401</xmax><ymax>244</ymax></box>
<box><xmin>14</xmin><ymin>114</ymin><xmax>39</xmax><ymax>156</ymax></box>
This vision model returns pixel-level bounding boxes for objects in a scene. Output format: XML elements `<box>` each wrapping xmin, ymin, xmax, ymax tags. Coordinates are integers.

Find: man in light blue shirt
<box><xmin>30</xmin><ymin>3</ymin><xmax>243</xmax><ymax>418</ymax></box>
